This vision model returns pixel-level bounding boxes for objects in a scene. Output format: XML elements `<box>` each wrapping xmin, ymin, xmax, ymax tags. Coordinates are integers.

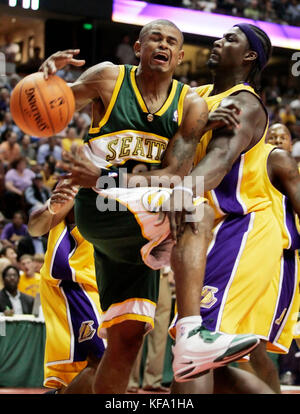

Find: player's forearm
<box><xmin>27</xmin><ymin>204</ymin><xmax>54</xmax><ymax>237</ymax></box>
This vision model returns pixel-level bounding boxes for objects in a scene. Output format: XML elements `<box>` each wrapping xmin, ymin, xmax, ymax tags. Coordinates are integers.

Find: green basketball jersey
<box><xmin>84</xmin><ymin>64</ymin><xmax>189</xmax><ymax>172</ymax></box>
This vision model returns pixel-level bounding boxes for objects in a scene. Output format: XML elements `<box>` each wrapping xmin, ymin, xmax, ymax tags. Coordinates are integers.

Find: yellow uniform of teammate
<box><xmin>252</xmin><ymin>143</ymin><xmax>300</xmax><ymax>354</ymax></box>
<box><xmin>40</xmin><ymin>220</ymin><xmax>105</xmax><ymax>389</ymax></box>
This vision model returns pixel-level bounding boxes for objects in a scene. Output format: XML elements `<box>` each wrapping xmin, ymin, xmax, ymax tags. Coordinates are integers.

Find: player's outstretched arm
<box><xmin>39</xmin><ymin>49</ymin><xmax>119</xmax><ymax>111</ymax></box>
<box><xmin>28</xmin><ymin>180</ymin><xmax>78</xmax><ymax>237</ymax></box>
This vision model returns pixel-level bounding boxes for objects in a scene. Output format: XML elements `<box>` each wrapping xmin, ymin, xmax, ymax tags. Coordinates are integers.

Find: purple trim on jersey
<box><xmin>201</xmin><ymin>213</ymin><xmax>251</xmax><ymax>331</ymax></box>
<box><xmin>284</xmin><ymin>197</ymin><xmax>300</xmax><ymax>250</ymax></box>
<box><xmin>269</xmin><ymin>249</ymin><xmax>296</xmax><ymax>343</ymax></box>
<box><xmin>61</xmin><ymin>280</ymin><xmax>105</xmax><ymax>361</ymax></box>
<box><xmin>51</xmin><ymin>228</ymin><xmax>76</xmax><ymax>280</ymax></box>
<box><xmin>213</xmin><ymin>157</ymin><xmax>245</xmax><ymax>215</ymax></box>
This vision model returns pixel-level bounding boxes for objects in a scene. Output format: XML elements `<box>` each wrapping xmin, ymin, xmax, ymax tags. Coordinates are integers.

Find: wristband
<box><xmin>173</xmin><ymin>186</ymin><xmax>194</xmax><ymax>197</ymax></box>
<box><xmin>46</xmin><ymin>198</ymin><xmax>56</xmax><ymax>215</ymax></box>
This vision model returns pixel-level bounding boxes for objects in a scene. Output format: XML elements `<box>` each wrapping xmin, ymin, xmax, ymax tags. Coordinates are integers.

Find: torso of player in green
<box><xmin>75</xmin><ymin>64</ymin><xmax>189</xmax><ymax>267</ymax></box>
<box><xmin>84</xmin><ymin>64</ymin><xmax>189</xmax><ymax>174</ymax></box>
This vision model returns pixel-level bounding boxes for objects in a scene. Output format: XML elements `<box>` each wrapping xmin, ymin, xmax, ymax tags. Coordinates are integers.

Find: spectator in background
<box><xmin>7</xmin><ymin>74</ymin><xmax>21</xmax><ymax>92</ymax></box>
<box><xmin>18</xmin><ymin>254</ymin><xmax>40</xmax><ymax>298</ymax></box>
<box><xmin>36</xmin><ymin>136</ymin><xmax>62</xmax><ymax>165</ymax></box>
<box><xmin>73</xmin><ymin>114</ymin><xmax>90</xmax><ymax>139</ymax></box>
<box><xmin>261</xmin><ymin>0</ymin><xmax>279</xmax><ymax>22</ymax></box>
<box><xmin>61</xmin><ymin>126</ymin><xmax>83</xmax><ymax>152</ymax></box>
<box><xmin>279</xmin><ymin>104</ymin><xmax>297</xmax><ymax>126</ymax></box>
<box><xmin>25</xmin><ymin>173</ymin><xmax>51</xmax><ymax>214</ymax></box>
<box><xmin>20</xmin><ymin>134</ymin><xmax>37</xmax><ymax>164</ymax></box>
<box><xmin>0</xmin><ymin>112</ymin><xmax>20</xmax><ymax>139</ymax></box>
<box><xmin>0</xmin><ymin>34</ymin><xmax>19</xmax><ymax>76</ymax></box>
<box><xmin>40</xmin><ymin>156</ymin><xmax>59</xmax><ymax>190</ymax></box>
<box><xmin>0</xmin><ymin>129</ymin><xmax>21</xmax><ymax>166</ymax></box>
<box><xmin>0</xmin><ymin>246</ymin><xmax>18</xmax><ymax>268</ymax></box>
<box><xmin>56</xmin><ymin>64</ymin><xmax>77</xmax><ymax>83</ymax></box>
<box><xmin>25</xmin><ymin>46</ymin><xmax>43</xmax><ymax>74</ymax></box>
<box><xmin>4</xmin><ymin>157</ymin><xmax>35</xmax><ymax>217</ymax></box>
<box><xmin>243</xmin><ymin>0</ymin><xmax>262</xmax><ymax>20</ymax></box>
<box><xmin>0</xmin><ymin>257</ymin><xmax>11</xmax><ymax>290</ymax></box>
<box><xmin>0</xmin><ymin>211</ymin><xmax>28</xmax><ymax>248</ymax></box>
<box><xmin>0</xmin><ymin>265</ymin><xmax>34</xmax><ymax>315</ymax></box>
<box><xmin>115</xmin><ymin>35</ymin><xmax>138</xmax><ymax>65</ymax></box>
<box><xmin>266</xmin><ymin>123</ymin><xmax>293</xmax><ymax>152</ymax></box>
<box><xmin>0</xmin><ymin>87</ymin><xmax>10</xmax><ymax>113</ymax></box>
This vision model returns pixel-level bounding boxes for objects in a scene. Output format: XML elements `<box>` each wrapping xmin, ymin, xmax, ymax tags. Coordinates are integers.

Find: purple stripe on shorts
<box><xmin>201</xmin><ymin>214</ymin><xmax>251</xmax><ymax>331</ymax></box>
<box><xmin>51</xmin><ymin>229</ymin><xmax>76</xmax><ymax>280</ymax></box>
<box><xmin>213</xmin><ymin>157</ymin><xmax>245</xmax><ymax>215</ymax></box>
<box><xmin>269</xmin><ymin>249</ymin><xmax>296</xmax><ymax>343</ymax></box>
<box><xmin>284</xmin><ymin>197</ymin><xmax>300</xmax><ymax>250</ymax></box>
<box><xmin>61</xmin><ymin>280</ymin><xmax>105</xmax><ymax>361</ymax></box>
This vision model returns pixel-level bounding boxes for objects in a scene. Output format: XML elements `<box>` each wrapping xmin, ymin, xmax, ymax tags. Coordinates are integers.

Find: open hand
<box><xmin>205</xmin><ymin>98</ymin><xmax>241</xmax><ymax>132</ymax></box>
<box><xmin>57</xmin><ymin>146</ymin><xmax>102</xmax><ymax>188</ymax></box>
<box><xmin>39</xmin><ymin>49</ymin><xmax>86</xmax><ymax>79</ymax></box>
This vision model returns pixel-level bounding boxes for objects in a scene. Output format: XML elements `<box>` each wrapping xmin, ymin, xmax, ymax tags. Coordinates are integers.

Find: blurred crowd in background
<box><xmin>147</xmin><ymin>0</ymin><xmax>300</xmax><ymax>26</ymax></box>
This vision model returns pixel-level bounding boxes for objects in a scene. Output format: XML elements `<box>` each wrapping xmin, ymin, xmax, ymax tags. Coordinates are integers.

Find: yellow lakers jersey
<box><xmin>263</xmin><ymin>143</ymin><xmax>300</xmax><ymax>250</ymax></box>
<box><xmin>194</xmin><ymin>83</ymin><xmax>270</xmax><ymax>219</ymax></box>
<box><xmin>18</xmin><ymin>272</ymin><xmax>40</xmax><ymax>297</ymax></box>
<box><xmin>40</xmin><ymin>220</ymin><xmax>97</xmax><ymax>288</ymax></box>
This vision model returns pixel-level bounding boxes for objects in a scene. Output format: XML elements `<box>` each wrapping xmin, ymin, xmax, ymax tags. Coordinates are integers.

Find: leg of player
<box><xmin>249</xmin><ymin>341</ymin><xmax>281</xmax><ymax>393</ymax></box>
<box><xmin>213</xmin><ymin>366</ymin><xmax>275</xmax><ymax>394</ymax></box>
<box><xmin>171</xmin><ymin>203</ymin><xmax>260</xmax><ymax>383</ymax></box>
<box><xmin>92</xmin><ymin>321</ymin><xmax>146</xmax><ymax>394</ymax></box>
<box><xmin>62</xmin><ymin>354</ymin><xmax>101</xmax><ymax>394</ymax></box>
<box><xmin>171</xmin><ymin>371</ymin><xmax>214</xmax><ymax>394</ymax></box>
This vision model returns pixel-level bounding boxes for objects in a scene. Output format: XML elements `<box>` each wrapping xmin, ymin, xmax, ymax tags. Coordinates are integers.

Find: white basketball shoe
<box><xmin>173</xmin><ymin>325</ymin><xmax>260</xmax><ymax>382</ymax></box>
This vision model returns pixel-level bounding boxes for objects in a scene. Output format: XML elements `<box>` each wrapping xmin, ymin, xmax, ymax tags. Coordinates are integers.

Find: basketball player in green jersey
<box><xmin>40</xmin><ymin>20</ymin><xmax>258</xmax><ymax>393</ymax></box>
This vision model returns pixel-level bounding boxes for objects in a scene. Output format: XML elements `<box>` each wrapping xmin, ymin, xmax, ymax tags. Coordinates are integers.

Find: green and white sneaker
<box><xmin>172</xmin><ymin>325</ymin><xmax>260</xmax><ymax>383</ymax></box>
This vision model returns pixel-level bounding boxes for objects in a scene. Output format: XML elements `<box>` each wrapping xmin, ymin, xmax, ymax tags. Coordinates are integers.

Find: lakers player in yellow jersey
<box><xmin>39</xmin><ymin>20</ymin><xmax>259</xmax><ymax>393</ymax></box>
<box><xmin>160</xmin><ymin>23</ymin><xmax>291</xmax><ymax>393</ymax></box>
<box><xmin>28</xmin><ymin>180</ymin><xmax>105</xmax><ymax>393</ymax></box>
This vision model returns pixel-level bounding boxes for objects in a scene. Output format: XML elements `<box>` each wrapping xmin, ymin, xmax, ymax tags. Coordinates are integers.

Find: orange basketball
<box><xmin>10</xmin><ymin>72</ymin><xmax>75</xmax><ymax>138</ymax></box>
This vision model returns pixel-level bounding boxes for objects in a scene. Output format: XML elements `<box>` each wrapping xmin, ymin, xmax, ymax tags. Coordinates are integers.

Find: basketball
<box><xmin>10</xmin><ymin>72</ymin><xmax>75</xmax><ymax>138</ymax></box>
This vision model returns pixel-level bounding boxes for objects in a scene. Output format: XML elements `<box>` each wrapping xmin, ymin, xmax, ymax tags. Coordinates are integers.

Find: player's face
<box><xmin>208</xmin><ymin>27</ymin><xmax>249</xmax><ymax>71</ymax></box>
<box><xmin>135</xmin><ymin>24</ymin><xmax>184</xmax><ymax>74</ymax></box>
<box><xmin>266</xmin><ymin>127</ymin><xmax>292</xmax><ymax>151</ymax></box>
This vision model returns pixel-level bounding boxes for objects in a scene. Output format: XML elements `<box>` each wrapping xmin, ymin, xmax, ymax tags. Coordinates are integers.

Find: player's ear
<box><xmin>244</xmin><ymin>50</ymin><xmax>258</xmax><ymax>64</ymax></box>
<box><xmin>134</xmin><ymin>40</ymin><xmax>141</xmax><ymax>59</ymax></box>
<box><xmin>177</xmin><ymin>49</ymin><xmax>184</xmax><ymax>66</ymax></box>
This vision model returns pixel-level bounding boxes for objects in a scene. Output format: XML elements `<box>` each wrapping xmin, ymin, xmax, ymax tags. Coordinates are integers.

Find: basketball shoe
<box><xmin>173</xmin><ymin>325</ymin><xmax>260</xmax><ymax>382</ymax></box>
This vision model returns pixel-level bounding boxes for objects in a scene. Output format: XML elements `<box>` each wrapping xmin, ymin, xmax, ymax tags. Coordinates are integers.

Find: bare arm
<box><xmin>28</xmin><ymin>181</ymin><xmax>78</xmax><ymax>237</ymax></box>
<box><xmin>39</xmin><ymin>49</ymin><xmax>118</xmax><ymax>111</ymax></box>
<box><xmin>268</xmin><ymin>149</ymin><xmax>300</xmax><ymax>217</ymax></box>
<box><xmin>190</xmin><ymin>92</ymin><xmax>266</xmax><ymax>194</ymax></box>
